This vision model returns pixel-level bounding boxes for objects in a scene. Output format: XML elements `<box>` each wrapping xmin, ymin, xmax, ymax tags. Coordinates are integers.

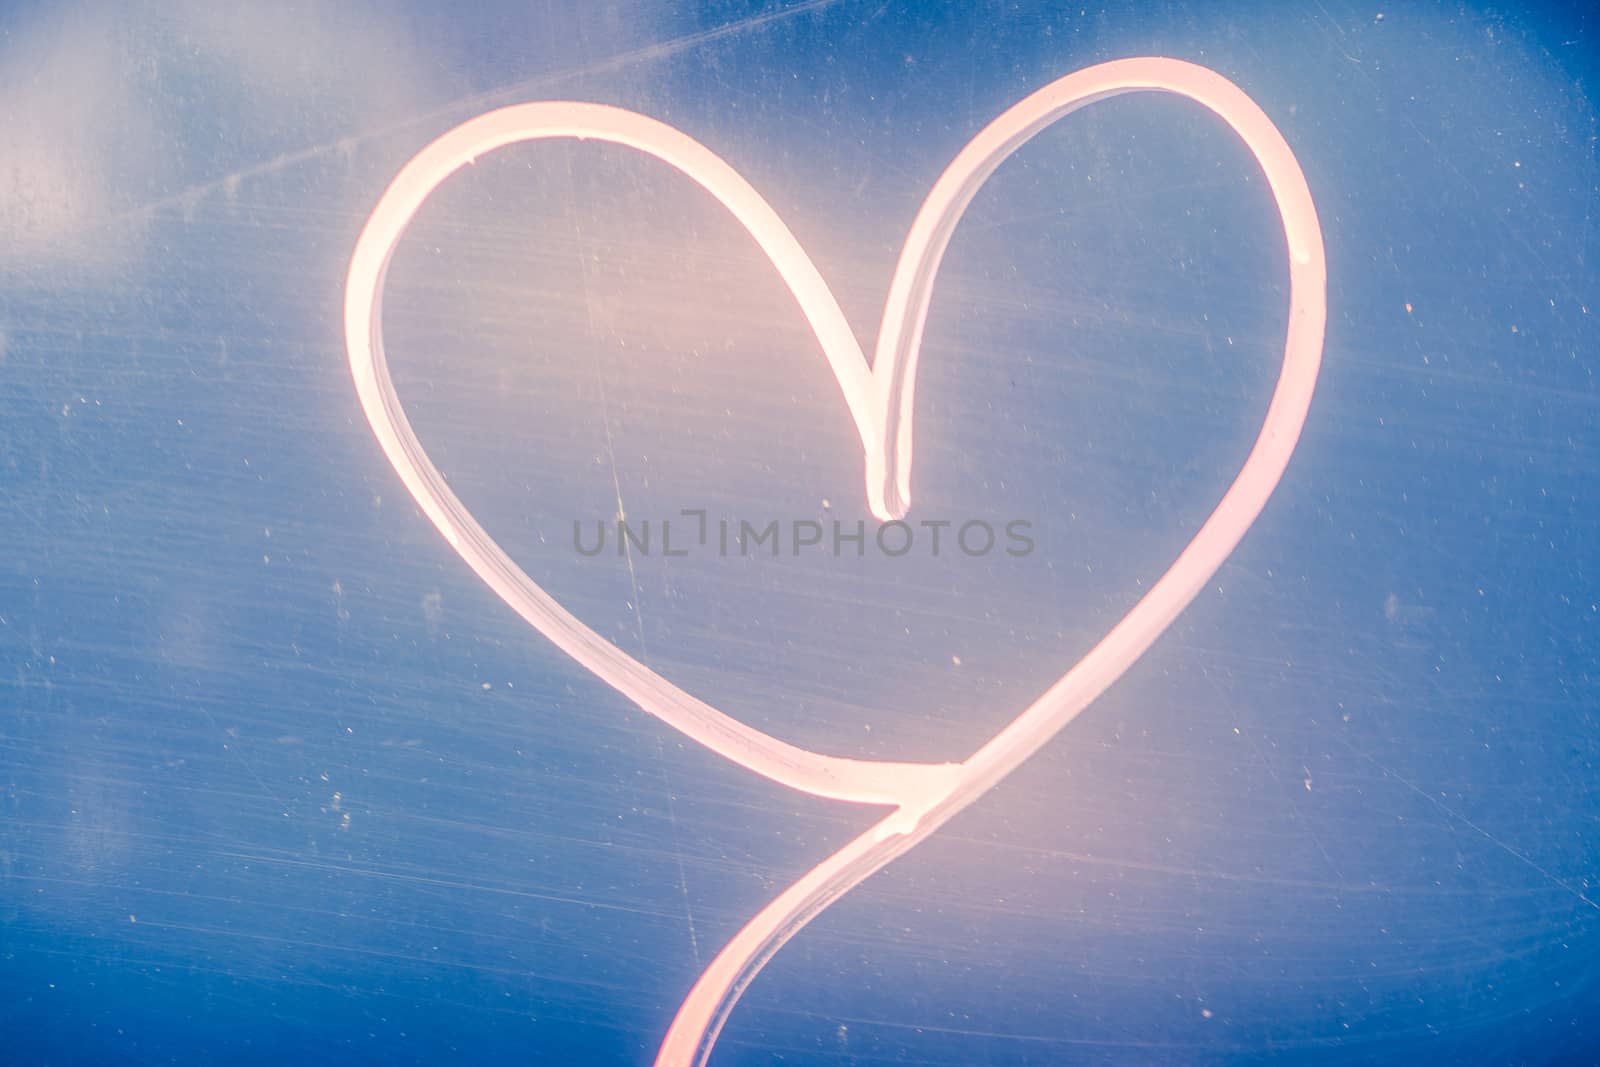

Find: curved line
<box><xmin>342</xmin><ymin>56</ymin><xmax>1326</xmax><ymax>1067</ymax></box>
<box><xmin>872</xmin><ymin>58</ymin><xmax>1323</xmax><ymax>519</ymax></box>
<box><xmin>344</xmin><ymin>103</ymin><xmax>959</xmax><ymax>808</ymax></box>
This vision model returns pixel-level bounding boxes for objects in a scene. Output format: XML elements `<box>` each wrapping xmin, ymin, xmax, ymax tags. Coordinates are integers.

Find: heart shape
<box><xmin>345</xmin><ymin>57</ymin><xmax>1325</xmax><ymax>1067</ymax></box>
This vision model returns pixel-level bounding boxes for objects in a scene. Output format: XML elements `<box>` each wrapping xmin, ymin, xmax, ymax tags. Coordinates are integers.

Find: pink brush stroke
<box><xmin>345</xmin><ymin>56</ymin><xmax>1326</xmax><ymax>1066</ymax></box>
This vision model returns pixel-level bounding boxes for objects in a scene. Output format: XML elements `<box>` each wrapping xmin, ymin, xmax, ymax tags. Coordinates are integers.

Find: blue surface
<box><xmin>3</xmin><ymin>2</ymin><xmax>1598</xmax><ymax>1064</ymax></box>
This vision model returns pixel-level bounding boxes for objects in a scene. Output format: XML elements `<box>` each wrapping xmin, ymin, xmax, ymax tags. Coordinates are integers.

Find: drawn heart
<box><xmin>345</xmin><ymin>57</ymin><xmax>1325</xmax><ymax>1067</ymax></box>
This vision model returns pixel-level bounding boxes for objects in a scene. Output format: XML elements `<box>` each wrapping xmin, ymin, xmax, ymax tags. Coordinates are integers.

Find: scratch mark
<box><xmin>572</xmin><ymin>188</ymin><xmax>703</xmax><ymax>967</ymax></box>
<box><xmin>77</xmin><ymin>0</ymin><xmax>849</xmax><ymax>238</ymax></box>
<box><xmin>1344</xmin><ymin>739</ymin><xmax>1599</xmax><ymax>912</ymax></box>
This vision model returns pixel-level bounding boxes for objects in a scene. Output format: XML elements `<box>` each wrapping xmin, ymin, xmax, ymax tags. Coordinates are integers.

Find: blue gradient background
<box><xmin>2</xmin><ymin>2</ymin><xmax>1597</xmax><ymax>1064</ymax></box>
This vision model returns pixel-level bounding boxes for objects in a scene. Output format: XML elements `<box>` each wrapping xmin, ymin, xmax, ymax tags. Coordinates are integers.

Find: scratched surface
<box><xmin>2</xmin><ymin>2</ymin><xmax>1597</xmax><ymax>1064</ymax></box>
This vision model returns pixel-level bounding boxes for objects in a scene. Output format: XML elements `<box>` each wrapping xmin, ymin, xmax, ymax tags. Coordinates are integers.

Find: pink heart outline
<box><xmin>344</xmin><ymin>57</ymin><xmax>1325</xmax><ymax>1067</ymax></box>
